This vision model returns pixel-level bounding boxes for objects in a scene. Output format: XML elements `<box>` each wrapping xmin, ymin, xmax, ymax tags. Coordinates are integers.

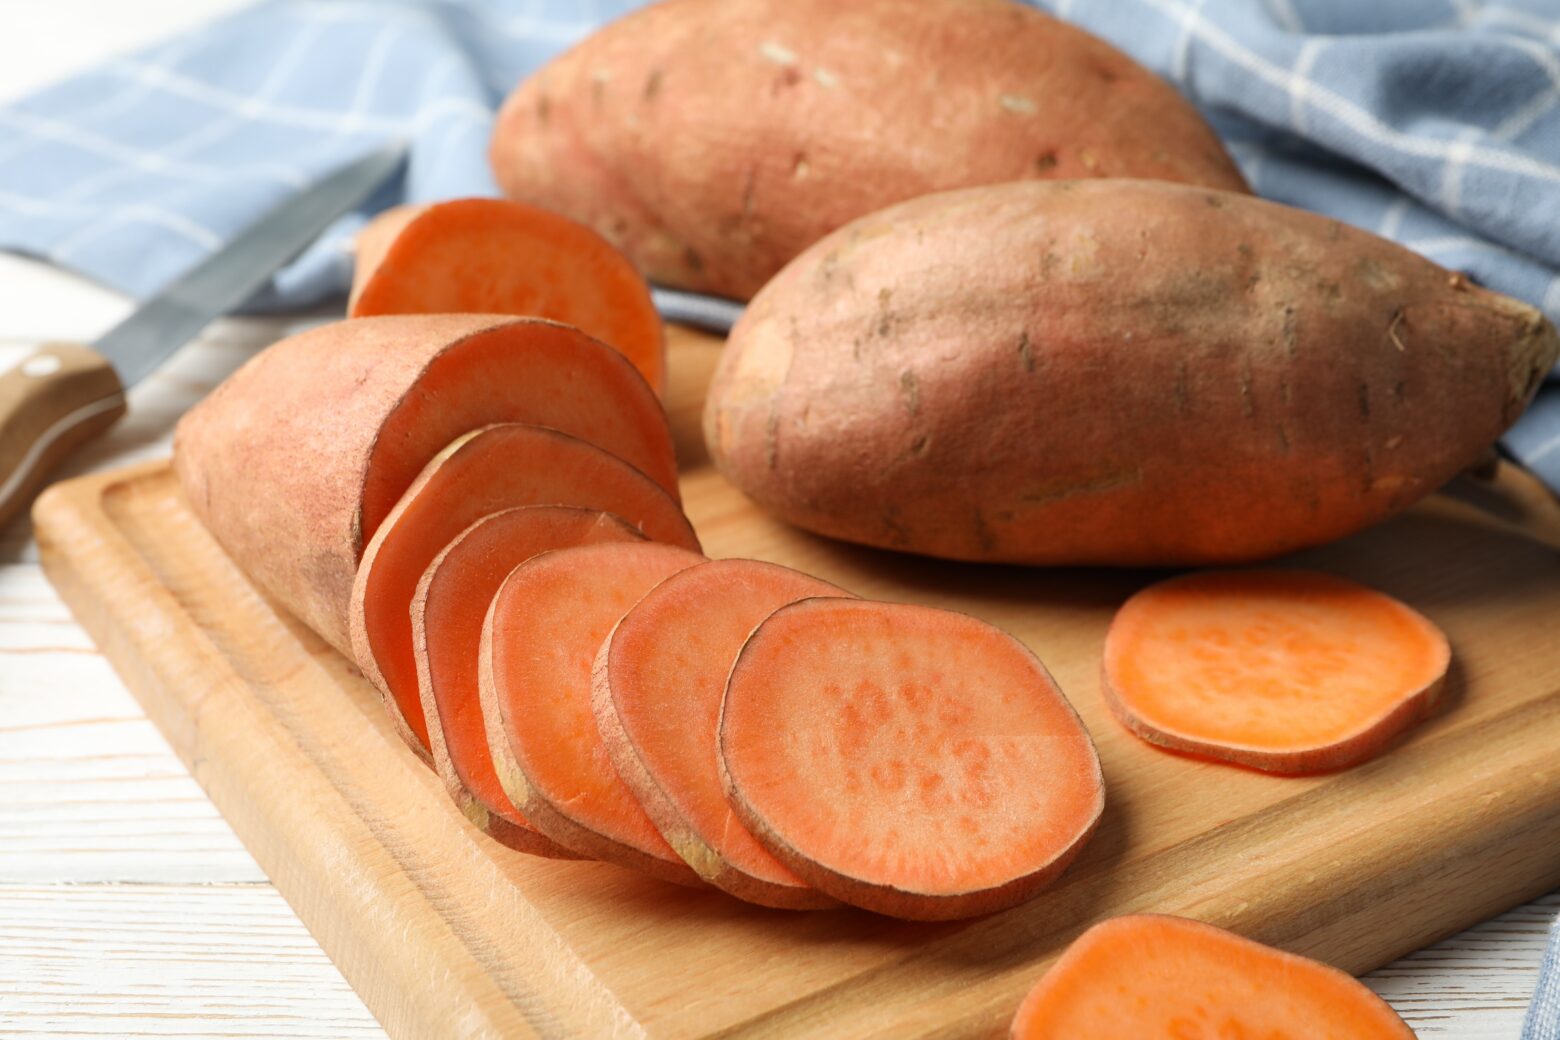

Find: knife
<box><xmin>0</xmin><ymin>143</ymin><xmax>406</xmax><ymax>527</ymax></box>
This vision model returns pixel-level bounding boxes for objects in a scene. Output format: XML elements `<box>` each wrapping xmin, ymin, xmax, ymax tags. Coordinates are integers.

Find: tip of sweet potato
<box><xmin>1508</xmin><ymin>303</ymin><xmax>1560</xmax><ymax>420</ymax></box>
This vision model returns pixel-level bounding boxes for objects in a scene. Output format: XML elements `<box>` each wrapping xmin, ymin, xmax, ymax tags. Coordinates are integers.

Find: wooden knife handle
<box><xmin>0</xmin><ymin>342</ymin><xmax>126</xmax><ymax>529</ymax></box>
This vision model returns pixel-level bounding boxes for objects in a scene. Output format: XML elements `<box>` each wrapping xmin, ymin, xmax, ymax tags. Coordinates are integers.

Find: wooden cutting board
<box><xmin>33</xmin><ymin>326</ymin><xmax>1560</xmax><ymax>1039</ymax></box>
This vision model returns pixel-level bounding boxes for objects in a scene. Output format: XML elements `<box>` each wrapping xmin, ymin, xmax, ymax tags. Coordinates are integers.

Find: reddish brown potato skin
<box><xmin>705</xmin><ymin>180</ymin><xmax>1560</xmax><ymax>566</ymax></box>
<box><xmin>174</xmin><ymin>316</ymin><xmax>496</xmax><ymax>655</ymax></box>
<box><xmin>489</xmin><ymin>0</ymin><xmax>1248</xmax><ymax>299</ymax></box>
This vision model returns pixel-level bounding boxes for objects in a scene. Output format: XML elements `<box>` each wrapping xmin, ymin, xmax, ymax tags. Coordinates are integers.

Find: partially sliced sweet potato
<box><xmin>173</xmin><ymin>315</ymin><xmax>677</xmax><ymax>654</ymax></box>
<box><xmin>720</xmin><ymin>599</ymin><xmax>1104</xmax><ymax>920</ymax></box>
<box><xmin>1010</xmin><ymin>914</ymin><xmax>1416</xmax><ymax>1038</ymax></box>
<box><xmin>413</xmin><ymin>506</ymin><xmax>646</xmax><ymax>856</ymax></box>
<box><xmin>350</xmin><ymin>199</ymin><xmax>666</xmax><ymax>394</ymax></box>
<box><xmin>593</xmin><ymin>559</ymin><xmax>847</xmax><ymax>909</ymax></box>
<box><xmin>1102</xmin><ymin>569</ymin><xmax>1450</xmax><ymax>774</ymax></box>
<box><xmin>350</xmin><ymin>424</ymin><xmax>699</xmax><ymax>758</ymax></box>
<box><xmin>479</xmin><ymin>542</ymin><xmax>706</xmax><ymax>883</ymax></box>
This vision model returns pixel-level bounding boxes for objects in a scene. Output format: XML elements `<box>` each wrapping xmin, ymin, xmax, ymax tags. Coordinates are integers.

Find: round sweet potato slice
<box><xmin>351</xmin><ymin>199</ymin><xmax>666</xmax><ymax>394</ymax></box>
<box><xmin>719</xmin><ymin>598</ymin><xmax>1104</xmax><ymax>920</ymax></box>
<box><xmin>1102</xmin><ymin>569</ymin><xmax>1450</xmax><ymax>774</ymax></box>
<box><xmin>593</xmin><ymin>558</ymin><xmax>848</xmax><ymax>909</ymax></box>
<box><xmin>479</xmin><ymin>542</ymin><xmax>707</xmax><ymax>883</ymax></box>
<box><xmin>350</xmin><ymin>424</ymin><xmax>698</xmax><ymax>758</ymax></box>
<box><xmin>1010</xmin><ymin>914</ymin><xmax>1415</xmax><ymax>1038</ymax></box>
<box><xmin>413</xmin><ymin>506</ymin><xmax>646</xmax><ymax>857</ymax></box>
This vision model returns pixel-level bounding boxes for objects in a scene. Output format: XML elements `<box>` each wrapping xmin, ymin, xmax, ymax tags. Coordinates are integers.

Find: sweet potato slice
<box><xmin>1102</xmin><ymin>569</ymin><xmax>1450</xmax><ymax>774</ymax></box>
<box><xmin>350</xmin><ymin>424</ymin><xmax>699</xmax><ymax>757</ymax></box>
<box><xmin>412</xmin><ymin>506</ymin><xmax>646</xmax><ymax>857</ymax></box>
<box><xmin>592</xmin><ymin>559</ymin><xmax>848</xmax><ymax>909</ymax></box>
<box><xmin>173</xmin><ymin>315</ymin><xmax>677</xmax><ymax>654</ymax></box>
<box><xmin>479</xmin><ymin>542</ymin><xmax>706</xmax><ymax>883</ymax></box>
<box><xmin>1010</xmin><ymin>914</ymin><xmax>1415</xmax><ymax>1038</ymax></box>
<box><xmin>350</xmin><ymin>199</ymin><xmax>666</xmax><ymax>394</ymax></box>
<box><xmin>719</xmin><ymin>599</ymin><xmax>1104</xmax><ymax>920</ymax></box>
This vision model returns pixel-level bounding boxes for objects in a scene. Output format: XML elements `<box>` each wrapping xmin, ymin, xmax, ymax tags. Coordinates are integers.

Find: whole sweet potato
<box><xmin>490</xmin><ymin>0</ymin><xmax>1247</xmax><ymax>299</ymax></box>
<box><xmin>704</xmin><ymin>180</ymin><xmax>1560</xmax><ymax>565</ymax></box>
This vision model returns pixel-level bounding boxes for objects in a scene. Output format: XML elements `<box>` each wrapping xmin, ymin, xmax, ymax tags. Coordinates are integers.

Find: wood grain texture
<box><xmin>1368</xmin><ymin>894</ymin><xmax>1560</xmax><ymax>1038</ymax></box>
<box><xmin>29</xmin><ymin>328</ymin><xmax>1560</xmax><ymax>1038</ymax></box>
<box><xmin>0</xmin><ymin>883</ymin><xmax>383</xmax><ymax>1039</ymax></box>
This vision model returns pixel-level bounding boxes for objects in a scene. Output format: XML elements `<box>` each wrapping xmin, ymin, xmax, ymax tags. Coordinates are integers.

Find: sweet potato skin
<box><xmin>705</xmin><ymin>179</ymin><xmax>1560</xmax><ymax>566</ymax></box>
<box><xmin>490</xmin><ymin>0</ymin><xmax>1248</xmax><ymax>299</ymax></box>
<box><xmin>173</xmin><ymin>315</ymin><xmax>677</xmax><ymax>654</ymax></box>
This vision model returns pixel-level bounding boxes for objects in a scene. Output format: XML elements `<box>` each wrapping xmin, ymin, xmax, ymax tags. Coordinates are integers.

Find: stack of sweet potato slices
<box><xmin>173</xmin><ymin>298</ymin><xmax>1107</xmax><ymax>921</ymax></box>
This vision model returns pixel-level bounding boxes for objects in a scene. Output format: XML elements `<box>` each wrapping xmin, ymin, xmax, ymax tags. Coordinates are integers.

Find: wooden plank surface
<box><xmin>27</xmin><ymin>326</ymin><xmax>1560</xmax><ymax>1038</ymax></box>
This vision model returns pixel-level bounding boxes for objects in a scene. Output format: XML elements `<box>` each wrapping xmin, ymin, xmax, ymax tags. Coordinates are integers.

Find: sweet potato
<box><xmin>350</xmin><ymin>199</ymin><xmax>666</xmax><ymax>393</ymax></box>
<box><xmin>351</xmin><ymin>423</ymin><xmax>699</xmax><ymax>756</ymax></box>
<box><xmin>592</xmin><ymin>559</ymin><xmax>847</xmax><ymax>908</ymax></box>
<box><xmin>479</xmin><ymin>542</ymin><xmax>707</xmax><ymax>882</ymax></box>
<box><xmin>174</xmin><ymin>315</ymin><xmax>678</xmax><ymax>653</ymax></box>
<box><xmin>1102</xmin><ymin>569</ymin><xmax>1450</xmax><ymax>774</ymax></box>
<box><xmin>706</xmin><ymin>179</ymin><xmax>1560</xmax><ymax>566</ymax></box>
<box><xmin>719</xmin><ymin>598</ymin><xmax>1103</xmax><ymax>920</ymax></box>
<box><xmin>1010</xmin><ymin>914</ymin><xmax>1415</xmax><ymax>1038</ymax></box>
<box><xmin>413</xmin><ymin>506</ymin><xmax>645</xmax><ymax>855</ymax></box>
<box><xmin>490</xmin><ymin>0</ymin><xmax>1248</xmax><ymax>299</ymax></box>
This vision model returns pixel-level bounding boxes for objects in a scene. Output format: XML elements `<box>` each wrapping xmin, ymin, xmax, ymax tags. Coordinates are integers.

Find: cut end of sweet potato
<box><xmin>479</xmin><ymin>541</ymin><xmax>708</xmax><ymax>883</ymax></box>
<box><xmin>719</xmin><ymin>598</ymin><xmax>1104</xmax><ymax>920</ymax></box>
<box><xmin>1011</xmin><ymin>914</ymin><xmax>1416</xmax><ymax>1039</ymax></box>
<box><xmin>173</xmin><ymin>314</ymin><xmax>676</xmax><ymax>657</ymax></box>
<box><xmin>1103</xmin><ymin>569</ymin><xmax>1450</xmax><ymax>774</ymax></box>
<box><xmin>361</xmin><ymin>317</ymin><xmax>680</xmax><ymax>549</ymax></box>
<box><xmin>350</xmin><ymin>198</ymin><xmax>666</xmax><ymax>394</ymax></box>
<box><xmin>594</xmin><ymin>558</ymin><xmax>851</xmax><ymax>909</ymax></box>
<box><xmin>412</xmin><ymin>505</ymin><xmax>646</xmax><ymax>857</ymax></box>
<box><xmin>351</xmin><ymin>423</ymin><xmax>699</xmax><ymax>755</ymax></box>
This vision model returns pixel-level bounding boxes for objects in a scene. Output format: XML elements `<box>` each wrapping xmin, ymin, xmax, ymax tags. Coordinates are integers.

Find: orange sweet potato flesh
<box><xmin>350</xmin><ymin>424</ymin><xmax>699</xmax><ymax>758</ymax></box>
<box><xmin>1102</xmin><ymin>569</ymin><xmax>1450</xmax><ymax>774</ymax></box>
<box><xmin>490</xmin><ymin>0</ymin><xmax>1248</xmax><ymax>299</ymax></box>
<box><xmin>479</xmin><ymin>542</ymin><xmax>707</xmax><ymax>882</ymax></box>
<box><xmin>350</xmin><ymin>199</ymin><xmax>666</xmax><ymax>394</ymax></box>
<box><xmin>706</xmin><ymin>179</ymin><xmax>1559</xmax><ymax>566</ymax></box>
<box><xmin>719</xmin><ymin>598</ymin><xmax>1104</xmax><ymax>920</ymax></box>
<box><xmin>412</xmin><ymin>506</ymin><xmax>646</xmax><ymax>856</ymax></box>
<box><xmin>1010</xmin><ymin>914</ymin><xmax>1416</xmax><ymax>1039</ymax></box>
<box><xmin>173</xmin><ymin>315</ymin><xmax>677</xmax><ymax>654</ymax></box>
<box><xmin>592</xmin><ymin>559</ymin><xmax>848</xmax><ymax>909</ymax></box>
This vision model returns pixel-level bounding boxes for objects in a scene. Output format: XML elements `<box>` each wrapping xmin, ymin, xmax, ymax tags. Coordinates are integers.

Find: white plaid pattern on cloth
<box><xmin>2</xmin><ymin>1</ymin><xmax>1559</xmax><ymax>1031</ymax></box>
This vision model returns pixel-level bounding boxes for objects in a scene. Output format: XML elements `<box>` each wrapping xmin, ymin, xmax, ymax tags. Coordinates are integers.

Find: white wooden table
<box><xmin>0</xmin><ymin>3</ymin><xmax>1555</xmax><ymax>1037</ymax></box>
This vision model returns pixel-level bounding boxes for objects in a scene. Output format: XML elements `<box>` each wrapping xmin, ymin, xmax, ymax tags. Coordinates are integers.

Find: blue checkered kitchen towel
<box><xmin>0</xmin><ymin>2</ymin><xmax>1559</xmax><ymax>1030</ymax></box>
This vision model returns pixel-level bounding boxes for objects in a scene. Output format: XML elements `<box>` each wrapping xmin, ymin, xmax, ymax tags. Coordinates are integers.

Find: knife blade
<box><xmin>0</xmin><ymin>143</ymin><xmax>406</xmax><ymax>527</ymax></box>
